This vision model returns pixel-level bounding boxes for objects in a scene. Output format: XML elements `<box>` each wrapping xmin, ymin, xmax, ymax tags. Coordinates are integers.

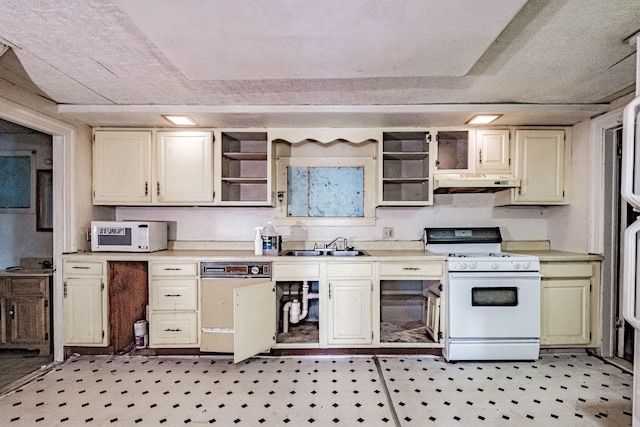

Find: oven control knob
<box><xmin>469</xmin><ymin>262</ymin><xmax>477</xmax><ymax>270</ymax></box>
<box><xmin>491</xmin><ymin>262</ymin><xmax>499</xmax><ymax>270</ymax></box>
<box><xmin>250</xmin><ymin>266</ymin><xmax>260</xmax><ymax>275</ymax></box>
<box><xmin>460</xmin><ymin>263</ymin><xmax>467</xmax><ymax>270</ymax></box>
<box><xmin>513</xmin><ymin>262</ymin><xmax>521</xmax><ymax>269</ymax></box>
<box><xmin>522</xmin><ymin>262</ymin><xmax>531</xmax><ymax>270</ymax></box>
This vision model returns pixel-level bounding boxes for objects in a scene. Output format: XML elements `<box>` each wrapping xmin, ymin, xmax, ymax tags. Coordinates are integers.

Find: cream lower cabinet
<box><xmin>63</xmin><ymin>260</ymin><xmax>108</xmax><ymax>346</ymax></box>
<box><xmin>377</xmin><ymin>261</ymin><xmax>444</xmax><ymax>347</ymax></box>
<box><xmin>149</xmin><ymin>261</ymin><xmax>199</xmax><ymax>348</ymax></box>
<box><xmin>326</xmin><ymin>263</ymin><xmax>373</xmax><ymax>346</ymax></box>
<box><xmin>540</xmin><ymin>260</ymin><xmax>600</xmax><ymax>347</ymax></box>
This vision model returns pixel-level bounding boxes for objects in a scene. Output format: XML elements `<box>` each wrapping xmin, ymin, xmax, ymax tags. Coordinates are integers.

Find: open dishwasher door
<box><xmin>201</xmin><ymin>274</ymin><xmax>276</xmax><ymax>363</ymax></box>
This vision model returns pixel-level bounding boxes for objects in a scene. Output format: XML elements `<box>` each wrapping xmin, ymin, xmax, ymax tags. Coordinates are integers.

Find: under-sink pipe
<box><xmin>282</xmin><ymin>281</ymin><xmax>318</xmax><ymax>333</ymax></box>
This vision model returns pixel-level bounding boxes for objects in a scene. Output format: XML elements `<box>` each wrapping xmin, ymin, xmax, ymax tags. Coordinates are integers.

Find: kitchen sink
<box><xmin>281</xmin><ymin>250</ymin><xmax>369</xmax><ymax>257</ymax></box>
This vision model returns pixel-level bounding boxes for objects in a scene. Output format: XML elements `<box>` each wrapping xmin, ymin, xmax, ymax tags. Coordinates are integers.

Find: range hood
<box><xmin>433</xmin><ymin>173</ymin><xmax>520</xmax><ymax>193</ymax></box>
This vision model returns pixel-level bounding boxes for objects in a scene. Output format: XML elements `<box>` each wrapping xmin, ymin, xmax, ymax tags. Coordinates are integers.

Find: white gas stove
<box><xmin>425</xmin><ymin>227</ymin><xmax>541</xmax><ymax>361</ymax></box>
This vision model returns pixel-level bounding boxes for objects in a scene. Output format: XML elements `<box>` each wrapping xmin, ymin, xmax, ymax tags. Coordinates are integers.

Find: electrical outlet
<box><xmin>383</xmin><ymin>227</ymin><xmax>394</xmax><ymax>239</ymax></box>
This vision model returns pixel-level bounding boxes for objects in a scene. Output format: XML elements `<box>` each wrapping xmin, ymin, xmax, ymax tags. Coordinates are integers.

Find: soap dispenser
<box><xmin>254</xmin><ymin>227</ymin><xmax>263</xmax><ymax>255</ymax></box>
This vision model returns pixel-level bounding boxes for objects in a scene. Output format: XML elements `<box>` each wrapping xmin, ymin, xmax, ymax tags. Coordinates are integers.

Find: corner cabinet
<box><xmin>495</xmin><ymin>129</ymin><xmax>569</xmax><ymax>205</ymax></box>
<box><xmin>379</xmin><ymin>131</ymin><xmax>434</xmax><ymax>206</ymax></box>
<box><xmin>93</xmin><ymin>130</ymin><xmax>214</xmax><ymax>205</ymax></box>
<box><xmin>63</xmin><ymin>260</ymin><xmax>109</xmax><ymax>346</ymax></box>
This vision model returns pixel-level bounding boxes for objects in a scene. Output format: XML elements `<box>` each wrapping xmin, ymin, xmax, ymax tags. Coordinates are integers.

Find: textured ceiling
<box><xmin>0</xmin><ymin>0</ymin><xmax>638</xmax><ymax>127</ymax></box>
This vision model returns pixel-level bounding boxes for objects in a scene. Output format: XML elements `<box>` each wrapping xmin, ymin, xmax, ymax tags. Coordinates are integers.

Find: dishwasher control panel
<box><xmin>201</xmin><ymin>261</ymin><xmax>271</xmax><ymax>278</ymax></box>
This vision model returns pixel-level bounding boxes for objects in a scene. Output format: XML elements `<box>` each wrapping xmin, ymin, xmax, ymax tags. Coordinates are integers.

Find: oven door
<box><xmin>448</xmin><ymin>272</ymin><xmax>541</xmax><ymax>339</ymax></box>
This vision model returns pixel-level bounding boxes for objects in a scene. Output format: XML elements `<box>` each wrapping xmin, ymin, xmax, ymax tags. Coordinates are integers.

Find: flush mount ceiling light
<box><xmin>162</xmin><ymin>115</ymin><xmax>198</xmax><ymax>126</ymax></box>
<box><xmin>466</xmin><ymin>114</ymin><xmax>502</xmax><ymax>125</ymax></box>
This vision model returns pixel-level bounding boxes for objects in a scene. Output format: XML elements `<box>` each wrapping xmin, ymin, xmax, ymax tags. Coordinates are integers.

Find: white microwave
<box><xmin>91</xmin><ymin>221</ymin><xmax>168</xmax><ymax>252</ymax></box>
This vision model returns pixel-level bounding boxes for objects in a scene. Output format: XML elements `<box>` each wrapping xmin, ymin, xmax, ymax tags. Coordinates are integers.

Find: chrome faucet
<box><xmin>324</xmin><ymin>237</ymin><xmax>348</xmax><ymax>251</ymax></box>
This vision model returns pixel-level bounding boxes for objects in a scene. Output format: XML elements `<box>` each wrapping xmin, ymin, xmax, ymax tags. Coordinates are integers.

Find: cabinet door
<box><xmin>64</xmin><ymin>277</ymin><xmax>107</xmax><ymax>345</ymax></box>
<box><xmin>541</xmin><ymin>279</ymin><xmax>590</xmax><ymax>346</ymax></box>
<box><xmin>514</xmin><ymin>130</ymin><xmax>566</xmax><ymax>203</ymax></box>
<box><xmin>7</xmin><ymin>296</ymin><xmax>47</xmax><ymax>344</ymax></box>
<box><xmin>476</xmin><ymin>129</ymin><xmax>510</xmax><ymax>173</ymax></box>
<box><xmin>327</xmin><ymin>279</ymin><xmax>372</xmax><ymax>345</ymax></box>
<box><xmin>233</xmin><ymin>280</ymin><xmax>276</xmax><ymax>363</ymax></box>
<box><xmin>93</xmin><ymin>131</ymin><xmax>152</xmax><ymax>204</ymax></box>
<box><xmin>157</xmin><ymin>131</ymin><xmax>214</xmax><ymax>203</ymax></box>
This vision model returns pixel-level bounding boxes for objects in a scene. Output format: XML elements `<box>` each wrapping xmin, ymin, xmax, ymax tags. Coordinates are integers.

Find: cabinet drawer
<box><xmin>150</xmin><ymin>279</ymin><xmax>198</xmax><ymax>310</ymax></box>
<box><xmin>64</xmin><ymin>261</ymin><xmax>104</xmax><ymax>276</ymax></box>
<box><xmin>541</xmin><ymin>262</ymin><xmax>593</xmax><ymax>278</ymax></box>
<box><xmin>327</xmin><ymin>263</ymin><xmax>373</xmax><ymax>278</ymax></box>
<box><xmin>150</xmin><ymin>262</ymin><xmax>198</xmax><ymax>277</ymax></box>
<box><xmin>273</xmin><ymin>262</ymin><xmax>321</xmax><ymax>279</ymax></box>
<box><xmin>150</xmin><ymin>312</ymin><xmax>198</xmax><ymax>346</ymax></box>
<box><xmin>379</xmin><ymin>262</ymin><xmax>443</xmax><ymax>277</ymax></box>
<box><xmin>8</xmin><ymin>277</ymin><xmax>47</xmax><ymax>296</ymax></box>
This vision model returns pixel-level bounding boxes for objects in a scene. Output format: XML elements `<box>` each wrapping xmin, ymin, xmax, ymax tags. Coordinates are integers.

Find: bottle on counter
<box><xmin>254</xmin><ymin>226</ymin><xmax>263</xmax><ymax>255</ymax></box>
<box><xmin>262</xmin><ymin>221</ymin><xmax>279</xmax><ymax>255</ymax></box>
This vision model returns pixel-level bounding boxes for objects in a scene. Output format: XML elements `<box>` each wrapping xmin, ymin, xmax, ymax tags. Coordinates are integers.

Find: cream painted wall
<box><xmin>116</xmin><ymin>193</ymin><xmax>550</xmax><ymax>246</ymax></box>
<box><xmin>545</xmin><ymin>120</ymin><xmax>590</xmax><ymax>253</ymax></box>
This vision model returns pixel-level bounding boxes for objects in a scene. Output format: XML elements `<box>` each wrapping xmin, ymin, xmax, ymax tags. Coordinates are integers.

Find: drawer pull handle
<box><xmin>164</xmin><ymin>328</ymin><xmax>182</xmax><ymax>332</ymax></box>
<box><xmin>72</xmin><ymin>266</ymin><xmax>91</xmax><ymax>269</ymax></box>
<box><xmin>163</xmin><ymin>268</ymin><xmax>183</xmax><ymax>271</ymax></box>
<box><xmin>164</xmin><ymin>294</ymin><xmax>183</xmax><ymax>297</ymax></box>
<box><xmin>403</xmin><ymin>267</ymin><xmax>420</xmax><ymax>271</ymax></box>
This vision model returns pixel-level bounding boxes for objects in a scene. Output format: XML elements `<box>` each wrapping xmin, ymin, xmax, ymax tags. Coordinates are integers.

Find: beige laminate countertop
<box><xmin>62</xmin><ymin>249</ymin><xmax>448</xmax><ymax>262</ymax></box>
<box><xmin>0</xmin><ymin>269</ymin><xmax>54</xmax><ymax>277</ymax></box>
<box><xmin>509</xmin><ymin>250</ymin><xmax>603</xmax><ymax>262</ymax></box>
<box><xmin>61</xmin><ymin>249</ymin><xmax>601</xmax><ymax>263</ymax></box>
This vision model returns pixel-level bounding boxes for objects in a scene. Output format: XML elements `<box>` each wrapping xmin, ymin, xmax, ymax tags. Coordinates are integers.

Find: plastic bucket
<box><xmin>134</xmin><ymin>319</ymin><xmax>148</xmax><ymax>348</ymax></box>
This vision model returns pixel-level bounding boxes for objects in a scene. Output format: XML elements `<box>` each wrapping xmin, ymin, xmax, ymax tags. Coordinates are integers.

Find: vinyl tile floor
<box><xmin>0</xmin><ymin>353</ymin><xmax>633</xmax><ymax>426</ymax></box>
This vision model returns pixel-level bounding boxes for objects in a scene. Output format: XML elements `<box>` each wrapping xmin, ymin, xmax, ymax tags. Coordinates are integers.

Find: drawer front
<box><xmin>273</xmin><ymin>262</ymin><xmax>321</xmax><ymax>279</ymax></box>
<box><xmin>327</xmin><ymin>263</ymin><xmax>373</xmax><ymax>278</ymax></box>
<box><xmin>541</xmin><ymin>262</ymin><xmax>593</xmax><ymax>278</ymax></box>
<box><xmin>150</xmin><ymin>262</ymin><xmax>198</xmax><ymax>277</ymax></box>
<box><xmin>150</xmin><ymin>312</ymin><xmax>198</xmax><ymax>346</ymax></box>
<box><xmin>64</xmin><ymin>261</ymin><xmax>104</xmax><ymax>276</ymax></box>
<box><xmin>8</xmin><ymin>277</ymin><xmax>47</xmax><ymax>295</ymax></box>
<box><xmin>151</xmin><ymin>279</ymin><xmax>198</xmax><ymax>311</ymax></box>
<box><xmin>379</xmin><ymin>262</ymin><xmax>443</xmax><ymax>277</ymax></box>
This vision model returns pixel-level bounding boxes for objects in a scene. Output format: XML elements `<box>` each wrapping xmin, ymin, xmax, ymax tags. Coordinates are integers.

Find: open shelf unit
<box><xmin>220</xmin><ymin>131</ymin><xmax>270</xmax><ymax>203</ymax></box>
<box><xmin>380</xmin><ymin>131</ymin><xmax>432</xmax><ymax>205</ymax></box>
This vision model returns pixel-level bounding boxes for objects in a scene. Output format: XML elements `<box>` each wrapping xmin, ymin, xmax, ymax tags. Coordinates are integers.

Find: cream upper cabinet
<box><xmin>93</xmin><ymin>130</ymin><xmax>152</xmax><ymax>204</ymax></box>
<box><xmin>157</xmin><ymin>132</ymin><xmax>214</xmax><ymax>203</ymax></box>
<box><xmin>93</xmin><ymin>129</ymin><xmax>214</xmax><ymax>205</ymax></box>
<box><xmin>475</xmin><ymin>129</ymin><xmax>511</xmax><ymax>173</ymax></box>
<box><xmin>434</xmin><ymin>129</ymin><xmax>472</xmax><ymax>173</ymax></box>
<box><xmin>495</xmin><ymin>129</ymin><xmax>569</xmax><ymax>205</ymax></box>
